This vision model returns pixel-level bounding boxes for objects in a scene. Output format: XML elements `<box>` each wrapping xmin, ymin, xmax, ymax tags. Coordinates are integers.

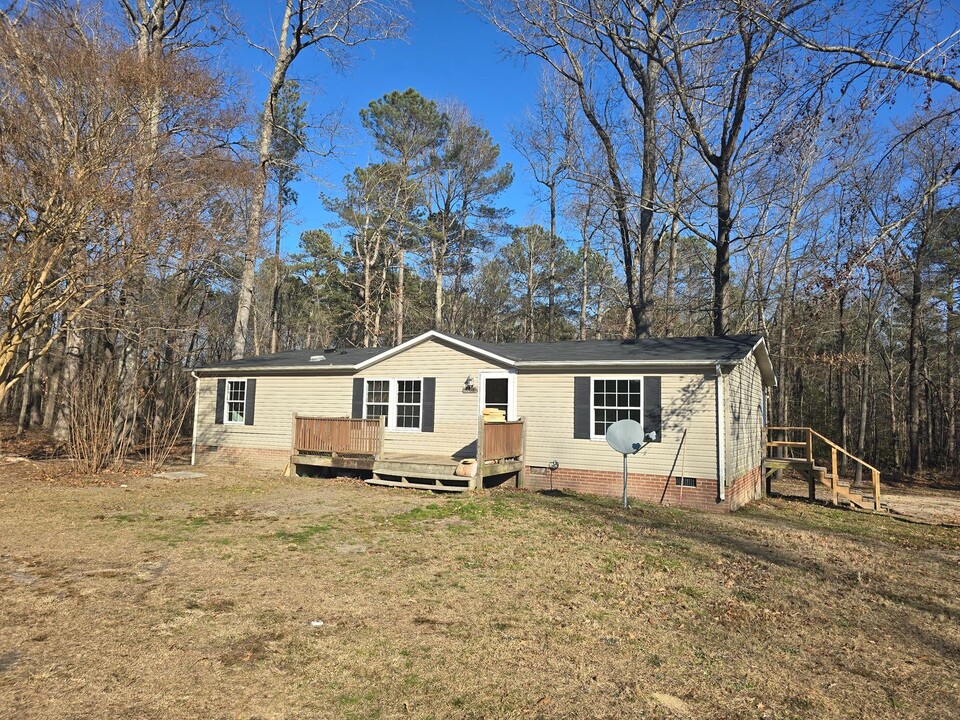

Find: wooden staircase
<box><xmin>765</xmin><ymin>427</ymin><xmax>884</xmax><ymax>511</ymax></box>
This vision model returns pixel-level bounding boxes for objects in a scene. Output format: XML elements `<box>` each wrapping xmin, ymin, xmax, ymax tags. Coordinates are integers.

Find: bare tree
<box><xmin>652</xmin><ymin>0</ymin><xmax>812</xmax><ymax>335</ymax></box>
<box><xmin>754</xmin><ymin>0</ymin><xmax>960</xmax><ymax>94</ymax></box>
<box><xmin>511</xmin><ymin>71</ymin><xmax>577</xmax><ymax>340</ymax></box>
<box><xmin>478</xmin><ymin>0</ymin><xmax>670</xmax><ymax>337</ymax></box>
<box><xmin>0</xmin><ymin>6</ymin><xmax>142</xmax><ymax>406</ymax></box>
<box><xmin>229</xmin><ymin>0</ymin><xmax>409</xmax><ymax>359</ymax></box>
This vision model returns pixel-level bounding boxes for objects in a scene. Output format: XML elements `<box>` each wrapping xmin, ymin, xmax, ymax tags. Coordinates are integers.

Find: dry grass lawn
<box><xmin>1</xmin><ymin>462</ymin><xmax>959</xmax><ymax>719</ymax></box>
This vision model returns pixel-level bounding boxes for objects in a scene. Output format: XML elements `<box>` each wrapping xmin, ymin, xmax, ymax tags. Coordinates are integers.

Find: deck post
<box><xmin>289</xmin><ymin>413</ymin><xmax>299</xmax><ymax>478</ymax></box>
<box><xmin>831</xmin><ymin>447</ymin><xmax>838</xmax><ymax>505</ymax></box>
<box><xmin>872</xmin><ymin>468</ymin><xmax>881</xmax><ymax>511</ymax></box>
<box><xmin>377</xmin><ymin>415</ymin><xmax>385</xmax><ymax>460</ymax></box>
<box><xmin>516</xmin><ymin>418</ymin><xmax>526</xmax><ymax>489</ymax></box>
<box><xmin>475</xmin><ymin>416</ymin><xmax>485</xmax><ymax>492</ymax></box>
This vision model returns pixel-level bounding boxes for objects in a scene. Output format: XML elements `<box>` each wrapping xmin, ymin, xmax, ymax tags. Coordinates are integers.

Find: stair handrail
<box><xmin>806</xmin><ymin>428</ymin><xmax>881</xmax><ymax>475</ymax></box>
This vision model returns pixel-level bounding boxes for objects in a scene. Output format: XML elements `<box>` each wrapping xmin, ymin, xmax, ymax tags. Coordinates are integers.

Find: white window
<box><xmin>364</xmin><ymin>378</ymin><xmax>422</xmax><ymax>431</ymax></box>
<box><xmin>592</xmin><ymin>378</ymin><xmax>642</xmax><ymax>438</ymax></box>
<box><xmin>364</xmin><ymin>379</ymin><xmax>390</xmax><ymax>421</ymax></box>
<box><xmin>225</xmin><ymin>379</ymin><xmax>246</xmax><ymax>424</ymax></box>
<box><xmin>395</xmin><ymin>379</ymin><xmax>422</xmax><ymax>429</ymax></box>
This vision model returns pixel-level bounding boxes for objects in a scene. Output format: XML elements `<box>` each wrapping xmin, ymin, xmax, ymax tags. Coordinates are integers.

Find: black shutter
<box><xmin>421</xmin><ymin>377</ymin><xmax>436</xmax><ymax>432</ymax></box>
<box><xmin>644</xmin><ymin>375</ymin><xmax>662</xmax><ymax>442</ymax></box>
<box><xmin>351</xmin><ymin>378</ymin><xmax>364</xmax><ymax>419</ymax></box>
<box><xmin>574</xmin><ymin>376</ymin><xmax>591</xmax><ymax>439</ymax></box>
<box><xmin>215</xmin><ymin>379</ymin><xmax>226</xmax><ymax>424</ymax></box>
<box><xmin>244</xmin><ymin>379</ymin><xmax>257</xmax><ymax>426</ymax></box>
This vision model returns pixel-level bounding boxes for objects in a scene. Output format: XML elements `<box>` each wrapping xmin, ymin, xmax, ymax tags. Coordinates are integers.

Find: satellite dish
<box><xmin>605</xmin><ymin>419</ymin><xmax>644</xmax><ymax>455</ymax></box>
<box><xmin>605</xmin><ymin>419</ymin><xmax>655</xmax><ymax>509</ymax></box>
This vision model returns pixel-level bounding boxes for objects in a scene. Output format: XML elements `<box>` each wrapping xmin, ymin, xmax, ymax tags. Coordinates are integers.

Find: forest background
<box><xmin>2</xmin><ymin>0</ymin><xmax>959</xmax><ymax>478</ymax></box>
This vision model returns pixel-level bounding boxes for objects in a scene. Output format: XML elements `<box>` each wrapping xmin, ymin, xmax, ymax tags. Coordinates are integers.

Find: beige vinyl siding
<box><xmin>724</xmin><ymin>353</ymin><xmax>766</xmax><ymax>481</ymax></box>
<box><xmin>517</xmin><ymin>371</ymin><xmax>718</xmax><ymax>479</ymax></box>
<box><xmin>195</xmin><ymin>374</ymin><xmax>353</xmax><ymax>450</ymax></box>
<box><xmin>358</xmin><ymin>338</ymin><xmax>503</xmax><ymax>457</ymax></box>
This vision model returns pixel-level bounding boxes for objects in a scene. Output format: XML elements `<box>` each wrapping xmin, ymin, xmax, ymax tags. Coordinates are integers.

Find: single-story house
<box><xmin>191</xmin><ymin>330</ymin><xmax>776</xmax><ymax>512</ymax></box>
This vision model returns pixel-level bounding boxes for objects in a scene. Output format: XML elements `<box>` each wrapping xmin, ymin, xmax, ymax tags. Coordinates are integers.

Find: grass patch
<box><xmin>272</xmin><ymin>524</ymin><xmax>331</xmax><ymax>545</ymax></box>
<box><xmin>1</xmin><ymin>466</ymin><xmax>958</xmax><ymax>719</ymax></box>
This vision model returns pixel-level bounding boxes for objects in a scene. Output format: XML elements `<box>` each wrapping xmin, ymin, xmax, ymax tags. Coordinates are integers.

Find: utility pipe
<box><xmin>716</xmin><ymin>363</ymin><xmax>726</xmax><ymax>503</ymax></box>
<box><xmin>190</xmin><ymin>371</ymin><xmax>200</xmax><ymax>466</ymax></box>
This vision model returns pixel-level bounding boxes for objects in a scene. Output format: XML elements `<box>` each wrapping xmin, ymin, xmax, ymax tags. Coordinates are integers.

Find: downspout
<box><xmin>190</xmin><ymin>371</ymin><xmax>200</xmax><ymax>466</ymax></box>
<box><xmin>715</xmin><ymin>363</ymin><xmax>726</xmax><ymax>502</ymax></box>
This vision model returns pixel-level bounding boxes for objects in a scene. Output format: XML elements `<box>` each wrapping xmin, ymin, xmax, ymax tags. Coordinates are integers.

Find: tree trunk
<box><xmin>252</xmin><ymin>302</ymin><xmax>261</xmax><ymax>357</ymax></box>
<box><xmin>838</xmin><ymin>290</ymin><xmax>848</xmax><ymax>472</ymax></box>
<box><xmin>527</xmin><ymin>245</ymin><xmax>536</xmax><ymax>342</ymax></box>
<box><xmin>362</xmin><ymin>259</ymin><xmax>374</xmax><ymax>347</ymax></box>
<box><xmin>948</xmin><ymin>289</ymin><xmax>956</xmax><ymax>465</ymax></box>
<box><xmin>53</xmin><ymin>323</ymin><xmax>82</xmax><ymax>443</ymax></box>
<box><xmin>232</xmin><ymin>8</ymin><xmax>296</xmax><ymax>360</ymax></box>
<box><xmin>394</xmin><ymin>248</ymin><xmax>405</xmax><ymax>345</ymax></box>
<box><xmin>636</xmin><ymin>58</ymin><xmax>659</xmax><ymax>338</ymax></box>
<box><xmin>776</xmin><ymin>260</ymin><xmax>791</xmax><ymax>427</ymax></box>
<box><xmin>42</xmin><ymin>344</ymin><xmax>61</xmax><ymax>431</ymax></box>
<box><xmin>713</xmin><ymin>166</ymin><xmax>732</xmax><ymax>336</ymax></box>
<box><xmin>16</xmin><ymin>336</ymin><xmax>36</xmax><ymax>435</ymax></box>
<box><xmin>270</xmin><ymin>191</ymin><xmax>283</xmax><ymax>354</ymax></box>
<box><xmin>665</xmin><ymin>217</ymin><xmax>678</xmax><ymax>337</ymax></box>
<box><xmin>855</xmin><ymin>313</ymin><xmax>875</xmax><ymax>485</ymax></box>
<box><xmin>433</xmin><ymin>269</ymin><xmax>443</xmax><ymax>331</ymax></box>
<box><xmin>908</xmin><ymin>260</ymin><xmax>923</xmax><ymax>472</ymax></box>
<box><xmin>579</xmin><ymin>234</ymin><xmax>589</xmax><ymax>341</ymax></box>
<box><xmin>547</xmin><ymin>180</ymin><xmax>557</xmax><ymax>341</ymax></box>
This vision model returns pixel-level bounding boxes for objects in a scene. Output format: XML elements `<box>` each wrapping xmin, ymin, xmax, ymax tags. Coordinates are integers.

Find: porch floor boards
<box><xmin>291</xmin><ymin>452</ymin><xmax>524</xmax><ymax>492</ymax></box>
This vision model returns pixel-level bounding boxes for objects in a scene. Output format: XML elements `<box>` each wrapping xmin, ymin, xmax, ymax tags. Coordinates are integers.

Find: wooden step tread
<box><xmin>765</xmin><ymin>458</ymin><xmax>815</xmax><ymax>468</ymax></box>
<box><xmin>366</xmin><ymin>477</ymin><xmax>471</xmax><ymax>492</ymax></box>
<box><xmin>373</xmin><ymin>470</ymin><xmax>471</xmax><ymax>483</ymax></box>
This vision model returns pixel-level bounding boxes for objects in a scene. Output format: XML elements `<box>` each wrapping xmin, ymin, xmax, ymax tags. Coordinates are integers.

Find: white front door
<box><xmin>479</xmin><ymin>370</ymin><xmax>517</xmax><ymax>421</ymax></box>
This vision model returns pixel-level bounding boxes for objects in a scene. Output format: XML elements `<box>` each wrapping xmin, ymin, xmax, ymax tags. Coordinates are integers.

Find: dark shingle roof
<box><xmin>449</xmin><ymin>333</ymin><xmax>762</xmax><ymax>364</ymax></box>
<box><xmin>196</xmin><ymin>332</ymin><xmax>765</xmax><ymax>373</ymax></box>
<box><xmin>198</xmin><ymin>346</ymin><xmax>383</xmax><ymax>371</ymax></box>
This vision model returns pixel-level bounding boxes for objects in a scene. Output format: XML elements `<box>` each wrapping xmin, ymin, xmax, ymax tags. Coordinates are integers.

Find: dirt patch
<box><xmin>0</xmin><ymin>463</ymin><xmax>957</xmax><ymax>719</ymax></box>
<box><xmin>884</xmin><ymin>492</ymin><xmax>960</xmax><ymax>525</ymax></box>
<box><xmin>773</xmin><ymin>473</ymin><xmax>960</xmax><ymax>525</ymax></box>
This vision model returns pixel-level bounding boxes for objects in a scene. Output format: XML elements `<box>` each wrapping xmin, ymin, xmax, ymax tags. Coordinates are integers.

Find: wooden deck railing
<box><xmin>767</xmin><ymin>426</ymin><xmax>881</xmax><ymax>510</ymax></box>
<box><xmin>293</xmin><ymin>415</ymin><xmax>384</xmax><ymax>457</ymax></box>
<box><xmin>479</xmin><ymin>419</ymin><xmax>525</xmax><ymax>463</ymax></box>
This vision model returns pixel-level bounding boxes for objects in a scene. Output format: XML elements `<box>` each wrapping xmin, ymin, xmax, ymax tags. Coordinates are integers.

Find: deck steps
<box><xmin>766</xmin><ymin>427</ymin><xmax>883</xmax><ymax>511</ymax></box>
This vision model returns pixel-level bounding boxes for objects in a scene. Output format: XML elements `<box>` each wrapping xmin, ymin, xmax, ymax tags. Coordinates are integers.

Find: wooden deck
<box><xmin>290</xmin><ymin>415</ymin><xmax>525</xmax><ymax>492</ymax></box>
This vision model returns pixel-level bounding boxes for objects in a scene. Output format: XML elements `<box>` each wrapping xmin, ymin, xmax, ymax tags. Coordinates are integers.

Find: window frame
<box><xmin>224</xmin><ymin>379</ymin><xmax>247</xmax><ymax>425</ymax></box>
<box><xmin>363</xmin><ymin>377</ymin><xmax>423</xmax><ymax>432</ymax></box>
<box><xmin>589</xmin><ymin>376</ymin><xmax>644</xmax><ymax>441</ymax></box>
<box><xmin>363</xmin><ymin>378</ymin><xmax>391</xmax><ymax>424</ymax></box>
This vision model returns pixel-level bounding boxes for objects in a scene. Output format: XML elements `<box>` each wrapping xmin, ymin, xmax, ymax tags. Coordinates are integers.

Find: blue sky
<box><xmin>225</xmin><ymin>0</ymin><xmax>544</xmax><ymax>255</ymax></box>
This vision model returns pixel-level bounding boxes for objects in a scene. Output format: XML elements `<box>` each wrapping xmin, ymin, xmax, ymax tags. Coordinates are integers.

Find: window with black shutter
<box><xmin>576</xmin><ymin>375</ymin><xmax>662</xmax><ymax>442</ymax></box>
